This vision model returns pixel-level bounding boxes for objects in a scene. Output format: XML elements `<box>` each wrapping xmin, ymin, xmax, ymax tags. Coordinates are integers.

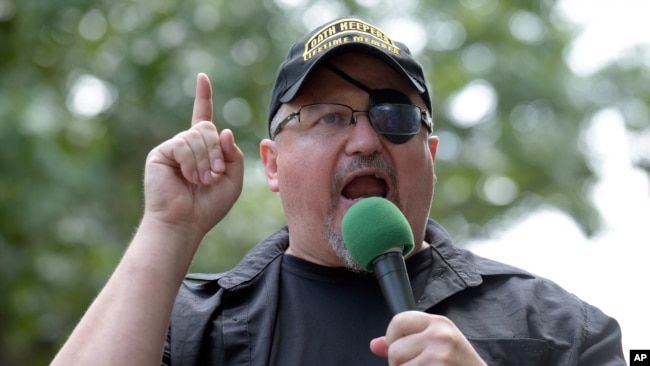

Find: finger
<box><xmin>369</xmin><ymin>337</ymin><xmax>389</xmax><ymax>358</ymax></box>
<box><xmin>155</xmin><ymin>135</ymin><xmax>201</xmax><ymax>184</ymax></box>
<box><xmin>385</xmin><ymin>311</ymin><xmax>430</xmax><ymax>345</ymax></box>
<box><xmin>185</xmin><ymin>122</ymin><xmax>218</xmax><ymax>184</ymax></box>
<box><xmin>386</xmin><ymin>333</ymin><xmax>424</xmax><ymax>365</ymax></box>
<box><xmin>191</xmin><ymin>73</ymin><xmax>213</xmax><ymax>126</ymax></box>
<box><xmin>199</xmin><ymin>121</ymin><xmax>225</xmax><ymax>175</ymax></box>
<box><xmin>219</xmin><ymin>129</ymin><xmax>245</xmax><ymax>179</ymax></box>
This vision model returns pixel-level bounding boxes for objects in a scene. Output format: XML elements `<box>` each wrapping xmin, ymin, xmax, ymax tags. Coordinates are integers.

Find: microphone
<box><xmin>342</xmin><ymin>197</ymin><xmax>416</xmax><ymax>315</ymax></box>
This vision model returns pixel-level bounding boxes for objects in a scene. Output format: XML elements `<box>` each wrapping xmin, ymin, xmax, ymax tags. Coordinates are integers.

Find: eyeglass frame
<box><xmin>270</xmin><ymin>102</ymin><xmax>433</xmax><ymax>141</ymax></box>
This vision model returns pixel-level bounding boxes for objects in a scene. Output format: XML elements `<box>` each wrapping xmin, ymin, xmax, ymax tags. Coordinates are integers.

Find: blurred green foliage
<box><xmin>1</xmin><ymin>0</ymin><xmax>648</xmax><ymax>364</ymax></box>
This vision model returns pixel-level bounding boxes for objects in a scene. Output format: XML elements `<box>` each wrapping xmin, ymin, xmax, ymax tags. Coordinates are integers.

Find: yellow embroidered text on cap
<box><xmin>302</xmin><ymin>19</ymin><xmax>401</xmax><ymax>61</ymax></box>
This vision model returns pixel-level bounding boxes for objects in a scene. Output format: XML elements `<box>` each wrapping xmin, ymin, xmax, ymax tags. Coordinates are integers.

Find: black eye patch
<box><xmin>324</xmin><ymin>62</ymin><xmax>425</xmax><ymax>144</ymax></box>
<box><xmin>369</xmin><ymin>89</ymin><xmax>415</xmax><ymax>144</ymax></box>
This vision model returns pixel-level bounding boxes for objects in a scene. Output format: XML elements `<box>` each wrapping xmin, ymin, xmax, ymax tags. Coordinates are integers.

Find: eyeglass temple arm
<box><xmin>422</xmin><ymin>111</ymin><xmax>433</xmax><ymax>133</ymax></box>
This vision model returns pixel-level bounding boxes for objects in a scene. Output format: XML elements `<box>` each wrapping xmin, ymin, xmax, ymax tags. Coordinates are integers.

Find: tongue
<box><xmin>342</xmin><ymin>175</ymin><xmax>386</xmax><ymax>200</ymax></box>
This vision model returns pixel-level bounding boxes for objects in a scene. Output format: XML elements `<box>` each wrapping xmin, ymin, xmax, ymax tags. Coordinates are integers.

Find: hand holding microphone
<box><xmin>342</xmin><ymin>197</ymin><xmax>486</xmax><ymax>365</ymax></box>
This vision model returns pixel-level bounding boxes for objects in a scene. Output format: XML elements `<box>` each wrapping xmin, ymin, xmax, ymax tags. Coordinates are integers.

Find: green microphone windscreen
<box><xmin>342</xmin><ymin>197</ymin><xmax>414</xmax><ymax>271</ymax></box>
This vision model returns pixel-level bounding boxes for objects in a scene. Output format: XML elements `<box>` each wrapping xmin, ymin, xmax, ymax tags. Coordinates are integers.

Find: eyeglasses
<box><xmin>271</xmin><ymin>103</ymin><xmax>433</xmax><ymax>144</ymax></box>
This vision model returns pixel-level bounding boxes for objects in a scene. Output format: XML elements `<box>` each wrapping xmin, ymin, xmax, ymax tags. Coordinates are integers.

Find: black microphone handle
<box><xmin>372</xmin><ymin>251</ymin><xmax>416</xmax><ymax>315</ymax></box>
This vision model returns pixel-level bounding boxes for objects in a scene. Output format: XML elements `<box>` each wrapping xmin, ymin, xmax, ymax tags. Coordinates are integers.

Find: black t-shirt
<box><xmin>269</xmin><ymin>249</ymin><xmax>432</xmax><ymax>365</ymax></box>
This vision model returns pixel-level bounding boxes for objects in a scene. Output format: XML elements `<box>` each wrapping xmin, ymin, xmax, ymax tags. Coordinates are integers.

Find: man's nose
<box><xmin>345</xmin><ymin>114</ymin><xmax>383</xmax><ymax>156</ymax></box>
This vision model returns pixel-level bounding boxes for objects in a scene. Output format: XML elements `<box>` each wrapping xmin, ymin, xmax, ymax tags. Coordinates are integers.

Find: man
<box><xmin>52</xmin><ymin>17</ymin><xmax>624</xmax><ymax>365</ymax></box>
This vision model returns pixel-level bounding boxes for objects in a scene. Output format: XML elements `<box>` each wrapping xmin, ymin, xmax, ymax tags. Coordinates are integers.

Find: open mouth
<box><xmin>341</xmin><ymin>173</ymin><xmax>389</xmax><ymax>201</ymax></box>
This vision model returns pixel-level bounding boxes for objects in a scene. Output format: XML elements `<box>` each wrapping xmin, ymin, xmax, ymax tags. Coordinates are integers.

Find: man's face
<box><xmin>261</xmin><ymin>52</ymin><xmax>439</xmax><ymax>270</ymax></box>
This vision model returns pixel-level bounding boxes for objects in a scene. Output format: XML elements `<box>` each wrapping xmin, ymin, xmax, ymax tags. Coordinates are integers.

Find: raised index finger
<box><xmin>191</xmin><ymin>73</ymin><xmax>213</xmax><ymax>125</ymax></box>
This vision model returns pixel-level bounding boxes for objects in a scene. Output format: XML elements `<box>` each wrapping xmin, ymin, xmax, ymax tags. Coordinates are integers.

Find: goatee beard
<box><xmin>325</xmin><ymin>154</ymin><xmax>399</xmax><ymax>273</ymax></box>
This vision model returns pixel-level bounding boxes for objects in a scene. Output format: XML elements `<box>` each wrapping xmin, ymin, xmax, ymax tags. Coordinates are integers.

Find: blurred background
<box><xmin>0</xmin><ymin>0</ymin><xmax>648</xmax><ymax>364</ymax></box>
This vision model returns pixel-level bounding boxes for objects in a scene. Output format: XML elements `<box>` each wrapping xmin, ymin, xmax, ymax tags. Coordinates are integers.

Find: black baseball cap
<box><xmin>268</xmin><ymin>17</ymin><xmax>432</xmax><ymax>137</ymax></box>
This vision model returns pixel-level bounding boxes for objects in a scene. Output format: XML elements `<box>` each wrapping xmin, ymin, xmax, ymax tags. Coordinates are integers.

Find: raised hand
<box><xmin>50</xmin><ymin>73</ymin><xmax>246</xmax><ymax>366</ymax></box>
<box><xmin>143</xmin><ymin>73</ymin><xmax>245</xmax><ymax>240</ymax></box>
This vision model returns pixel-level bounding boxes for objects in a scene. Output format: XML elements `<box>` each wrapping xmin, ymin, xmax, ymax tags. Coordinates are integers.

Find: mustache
<box><xmin>331</xmin><ymin>154</ymin><xmax>399</xmax><ymax>203</ymax></box>
<box><xmin>325</xmin><ymin>154</ymin><xmax>399</xmax><ymax>272</ymax></box>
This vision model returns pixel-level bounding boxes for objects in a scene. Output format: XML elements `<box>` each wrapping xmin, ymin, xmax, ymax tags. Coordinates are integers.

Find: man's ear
<box><xmin>260</xmin><ymin>139</ymin><xmax>279</xmax><ymax>192</ymax></box>
<box><xmin>428</xmin><ymin>135</ymin><xmax>439</xmax><ymax>162</ymax></box>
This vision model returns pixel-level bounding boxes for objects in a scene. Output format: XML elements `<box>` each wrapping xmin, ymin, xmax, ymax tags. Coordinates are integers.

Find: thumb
<box><xmin>219</xmin><ymin>129</ymin><xmax>244</xmax><ymax>177</ymax></box>
<box><xmin>370</xmin><ymin>336</ymin><xmax>389</xmax><ymax>358</ymax></box>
